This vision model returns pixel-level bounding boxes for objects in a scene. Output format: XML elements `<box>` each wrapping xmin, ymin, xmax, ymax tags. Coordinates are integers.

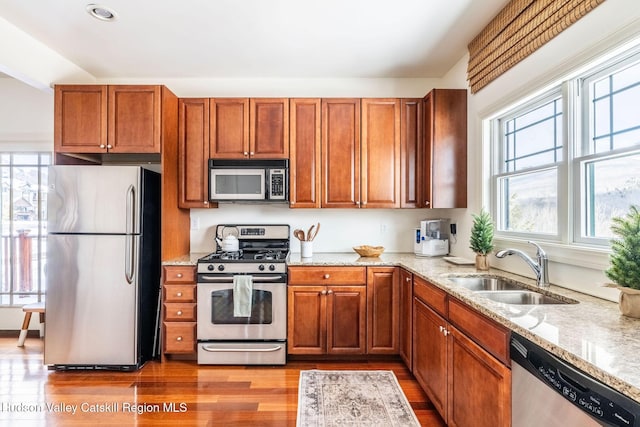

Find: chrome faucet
<box><xmin>495</xmin><ymin>241</ymin><xmax>550</xmax><ymax>288</ymax></box>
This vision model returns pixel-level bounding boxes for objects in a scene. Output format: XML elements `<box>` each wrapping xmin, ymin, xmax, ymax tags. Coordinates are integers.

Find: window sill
<box><xmin>493</xmin><ymin>236</ymin><xmax>610</xmax><ymax>271</ymax></box>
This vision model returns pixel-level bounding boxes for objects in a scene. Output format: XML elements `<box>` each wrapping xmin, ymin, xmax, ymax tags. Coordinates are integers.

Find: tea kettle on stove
<box><xmin>216</xmin><ymin>235</ymin><xmax>239</xmax><ymax>252</ymax></box>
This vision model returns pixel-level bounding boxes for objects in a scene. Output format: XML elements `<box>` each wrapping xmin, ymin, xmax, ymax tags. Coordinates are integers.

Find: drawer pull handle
<box><xmin>176</xmin><ymin>273</ymin><xmax>183</xmax><ymax>278</ymax></box>
<box><xmin>176</xmin><ymin>336</ymin><xmax>183</xmax><ymax>342</ymax></box>
<box><xmin>323</xmin><ymin>274</ymin><xmax>330</xmax><ymax>279</ymax></box>
<box><xmin>176</xmin><ymin>311</ymin><xmax>183</xmax><ymax>316</ymax></box>
<box><xmin>176</xmin><ymin>292</ymin><xmax>183</xmax><ymax>297</ymax></box>
<box><xmin>202</xmin><ymin>344</ymin><xmax>282</xmax><ymax>353</ymax></box>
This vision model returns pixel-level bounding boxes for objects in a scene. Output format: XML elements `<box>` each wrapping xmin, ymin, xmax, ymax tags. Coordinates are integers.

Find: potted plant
<box><xmin>469</xmin><ymin>209</ymin><xmax>494</xmax><ymax>270</ymax></box>
<box><xmin>605</xmin><ymin>205</ymin><xmax>640</xmax><ymax>318</ymax></box>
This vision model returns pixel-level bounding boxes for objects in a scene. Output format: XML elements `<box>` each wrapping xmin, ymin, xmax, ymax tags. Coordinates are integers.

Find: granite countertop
<box><xmin>164</xmin><ymin>252</ymin><xmax>640</xmax><ymax>403</ymax></box>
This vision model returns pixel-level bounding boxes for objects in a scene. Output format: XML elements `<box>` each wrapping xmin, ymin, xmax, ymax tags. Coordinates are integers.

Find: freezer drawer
<box><xmin>44</xmin><ymin>234</ymin><xmax>140</xmax><ymax>367</ymax></box>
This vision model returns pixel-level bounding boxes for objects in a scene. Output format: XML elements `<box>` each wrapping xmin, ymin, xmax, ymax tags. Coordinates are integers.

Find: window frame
<box><xmin>490</xmin><ymin>45</ymin><xmax>640</xmax><ymax>252</ymax></box>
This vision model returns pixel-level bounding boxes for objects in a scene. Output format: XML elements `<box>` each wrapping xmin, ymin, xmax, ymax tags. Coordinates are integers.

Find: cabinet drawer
<box><xmin>288</xmin><ymin>266</ymin><xmax>366</xmax><ymax>285</ymax></box>
<box><xmin>163</xmin><ymin>322</ymin><xmax>196</xmax><ymax>353</ymax></box>
<box><xmin>164</xmin><ymin>302</ymin><xmax>197</xmax><ymax>321</ymax></box>
<box><xmin>448</xmin><ymin>297</ymin><xmax>510</xmax><ymax>365</ymax></box>
<box><xmin>413</xmin><ymin>276</ymin><xmax>447</xmax><ymax>317</ymax></box>
<box><xmin>163</xmin><ymin>266</ymin><xmax>195</xmax><ymax>283</ymax></box>
<box><xmin>164</xmin><ymin>284</ymin><xmax>196</xmax><ymax>302</ymax></box>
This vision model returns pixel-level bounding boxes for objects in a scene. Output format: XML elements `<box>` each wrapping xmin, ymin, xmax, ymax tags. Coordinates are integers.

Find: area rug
<box><xmin>296</xmin><ymin>370</ymin><xmax>420</xmax><ymax>427</ymax></box>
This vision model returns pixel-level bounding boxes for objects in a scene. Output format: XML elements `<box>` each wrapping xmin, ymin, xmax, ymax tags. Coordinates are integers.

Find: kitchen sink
<box><xmin>447</xmin><ymin>276</ymin><xmax>527</xmax><ymax>291</ymax></box>
<box><xmin>474</xmin><ymin>290</ymin><xmax>570</xmax><ymax>305</ymax></box>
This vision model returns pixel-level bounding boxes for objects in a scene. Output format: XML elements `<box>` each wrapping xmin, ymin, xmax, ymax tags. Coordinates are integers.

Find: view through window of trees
<box><xmin>492</xmin><ymin>46</ymin><xmax>640</xmax><ymax>246</ymax></box>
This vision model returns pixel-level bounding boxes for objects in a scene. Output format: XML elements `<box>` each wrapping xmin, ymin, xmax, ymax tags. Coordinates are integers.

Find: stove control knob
<box><xmin>218</xmin><ymin>265</ymin><xmax>225</xmax><ymax>271</ymax></box>
<box><xmin>259</xmin><ymin>264</ymin><xmax>265</xmax><ymax>271</ymax></box>
<box><xmin>207</xmin><ymin>265</ymin><xmax>215</xmax><ymax>271</ymax></box>
<box><xmin>269</xmin><ymin>264</ymin><xmax>276</xmax><ymax>271</ymax></box>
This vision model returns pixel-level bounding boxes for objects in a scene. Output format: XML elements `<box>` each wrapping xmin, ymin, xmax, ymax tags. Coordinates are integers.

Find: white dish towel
<box><xmin>233</xmin><ymin>275</ymin><xmax>253</xmax><ymax>317</ymax></box>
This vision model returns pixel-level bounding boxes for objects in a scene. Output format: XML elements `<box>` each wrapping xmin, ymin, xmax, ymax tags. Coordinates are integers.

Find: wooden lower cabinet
<box><xmin>399</xmin><ymin>269</ymin><xmax>413</xmax><ymax>367</ymax></box>
<box><xmin>288</xmin><ymin>284</ymin><xmax>366</xmax><ymax>355</ymax></box>
<box><xmin>413</xmin><ymin>278</ymin><xmax>511</xmax><ymax>426</ymax></box>
<box><xmin>448</xmin><ymin>326</ymin><xmax>511</xmax><ymax>427</ymax></box>
<box><xmin>366</xmin><ymin>267</ymin><xmax>399</xmax><ymax>354</ymax></box>
<box><xmin>162</xmin><ymin>266</ymin><xmax>197</xmax><ymax>356</ymax></box>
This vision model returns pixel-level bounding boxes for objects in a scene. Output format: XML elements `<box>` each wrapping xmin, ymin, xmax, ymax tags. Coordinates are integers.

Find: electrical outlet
<box><xmin>191</xmin><ymin>217</ymin><xmax>200</xmax><ymax>230</ymax></box>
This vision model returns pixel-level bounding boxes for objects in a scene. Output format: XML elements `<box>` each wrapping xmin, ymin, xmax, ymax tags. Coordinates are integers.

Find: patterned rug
<box><xmin>296</xmin><ymin>370</ymin><xmax>420</xmax><ymax>427</ymax></box>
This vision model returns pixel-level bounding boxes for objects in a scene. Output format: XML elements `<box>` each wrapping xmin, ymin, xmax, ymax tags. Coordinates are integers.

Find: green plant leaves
<box><xmin>470</xmin><ymin>209</ymin><xmax>495</xmax><ymax>255</ymax></box>
<box><xmin>605</xmin><ymin>205</ymin><xmax>640</xmax><ymax>289</ymax></box>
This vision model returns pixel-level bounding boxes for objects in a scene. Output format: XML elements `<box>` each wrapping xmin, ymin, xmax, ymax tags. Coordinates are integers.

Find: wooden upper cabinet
<box><xmin>209</xmin><ymin>98</ymin><xmax>250</xmax><ymax>158</ymax></box>
<box><xmin>250</xmin><ymin>98</ymin><xmax>289</xmax><ymax>158</ymax></box>
<box><xmin>108</xmin><ymin>85</ymin><xmax>161</xmax><ymax>153</ymax></box>
<box><xmin>361</xmin><ymin>99</ymin><xmax>400</xmax><ymax>208</ymax></box>
<box><xmin>321</xmin><ymin>99</ymin><xmax>361</xmax><ymax>208</ymax></box>
<box><xmin>55</xmin><ymin>85</ymin><xmax>163</xmax><ymax>154</ymax></box>
<box><xmin>400</xmin><ymin>99</ymin><xmax>423</xmax><ymax>208</ymax></box>
<box><xmin>178</xmin><ymin>98</ymin><xmax>212</xmax><ymax>208</ymax></box>
<box><xmin>423</xmin><ymin>89</ymin><xmax>467</xmax><ymax>208</ymax></box>
<box><xmin>54</xmin><ymin>85</ymin><xmax>108</xmax><ymax>153</ymax></box>
<box><xmin>290</xmin><ymin>99</ymin><xmax>321</xmax><ymax>208</ymax></box>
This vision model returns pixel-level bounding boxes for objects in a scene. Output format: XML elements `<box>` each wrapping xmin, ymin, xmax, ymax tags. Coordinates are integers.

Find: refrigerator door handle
<box><xmin>125</xmin><ymin>185</ymin><xmax>136</xmax><ymax>284</ymax></box>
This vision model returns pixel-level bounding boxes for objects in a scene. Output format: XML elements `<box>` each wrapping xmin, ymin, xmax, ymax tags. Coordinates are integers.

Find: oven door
<box><xmin>197</xmin><ymin>273</ymin><xmax>286</xmax><ymax>340</ymax></box>
<box><xmin>209</xmin><ymin>168</ymin><xmax>265</xmax><ymax>200</ymax></box>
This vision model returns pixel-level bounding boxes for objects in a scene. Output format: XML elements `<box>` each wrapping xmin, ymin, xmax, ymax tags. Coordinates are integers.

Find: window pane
<box><xmin>498</xmin><ymin>169</ymin><xmax>558</xmax><ymax>234</ymax></box>
<box><xmin>12</xmin><ymin>154</ymin><xmax>40</xmax><ymax>165</ymax></box>
<box><xmin>502</xmin><ymin>98</ymin><xmax>563</xmax><ymax>172</ymax></box>
<box><xmin>583</xmin><ymin>153</ymin><xmax>640</xmax><ymax>238</ymax></box>
<box><xmin>589</xmin><ymin>60</ymin><xmax>640</xmax><ymax>154</ymax></box>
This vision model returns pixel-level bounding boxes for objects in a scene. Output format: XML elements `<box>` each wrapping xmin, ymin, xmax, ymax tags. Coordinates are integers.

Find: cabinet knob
<box><xmin>176</xmin><ymin>310</ymin><xmax>183</xmax><ymax>316</ymax></box>
<box><xmin>243</xmin><ymin>152</ymin><xmax>249</xmax><ymax>156</ymax></box>
<box><xmin>405</xmin><ymin>277</ymin><xmax>411</xmax><ymax>282</ymax></box>
<box><xmin>107</xmin><ymin>144</ymin><xmax>112</xmax><ymax>149</ymax></box>
<box><xmin>321</xmin><ymin>290</ymin><xmax>327</xmax><ymax>295</ymax></box>
<box><xmin>323</xmin><ymin>274</ymin><xmax>330</xmax><ymax>279</ymax></box>
<box><xmin>204</xmin><ymin>201</ymin><xmax>208</xmax><ymax>205</ymax></box>
<box><xmin>425</xmin><ymin>201</ymin><xmax>430</xmax><ymax>206</ymax></box>
<box><xmin>327</xmin><ymin>290</ymin><xmax>333</xmax><ymax>295</ymax></box>
<box><xmin>250</xmin><ymin>152</ymin><xmax>254</xmax><ymax>156</ymax></box>
<box><xmin>362</xmin><ymin>201</ymin><xmax>367</xmax><ymax>206</ymax></box>
<box><xmin>176</xmin><ymin>292</ymin><xmax>183</xmax><ymax>297</ymax></box>
<box><xmin>99</xmin><ymin>144</ymin><xmax>106</xmax><ymax>149</ymax></box>
<box><xmin>176</xmin><ymin>336</ymin><xmax>183</xmax><ymax>342</ymax></box>
<box><xmin>176</xmin><ymin>273</ymin><xmax>183</xmax><ymax>278</ymax></box>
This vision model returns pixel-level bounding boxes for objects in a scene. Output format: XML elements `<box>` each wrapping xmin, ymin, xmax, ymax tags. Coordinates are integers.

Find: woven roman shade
<box><xmin>467</xmin><ymin>0</ymin><xmax>606</xmax><ymax>93</ymax></box>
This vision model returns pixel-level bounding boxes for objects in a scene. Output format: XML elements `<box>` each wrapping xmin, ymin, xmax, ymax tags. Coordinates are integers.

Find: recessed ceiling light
<box><xmin>86</xmin><ymin>4</ymin><xmax>118</xmax><ymax>22</ymax></box>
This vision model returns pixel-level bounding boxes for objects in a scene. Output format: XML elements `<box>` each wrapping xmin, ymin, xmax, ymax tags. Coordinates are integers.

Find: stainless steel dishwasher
<box><xmin>511</xmin><ymin>333</ymin><xmax>640</xmax><ymax>427</ymax></box>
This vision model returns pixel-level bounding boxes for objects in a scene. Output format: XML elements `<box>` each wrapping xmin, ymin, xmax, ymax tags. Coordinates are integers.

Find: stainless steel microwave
<box><xmin>208</xmin><ymin>159</ymin><xmax>288</xmax><ymax>202</ymax></box>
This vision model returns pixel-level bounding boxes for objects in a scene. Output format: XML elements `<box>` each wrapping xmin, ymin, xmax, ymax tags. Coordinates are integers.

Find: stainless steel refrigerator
<box><xmin>44</xmin><ymin>165</ymin><xmax>161</xmax><ymax>371</ymax></box>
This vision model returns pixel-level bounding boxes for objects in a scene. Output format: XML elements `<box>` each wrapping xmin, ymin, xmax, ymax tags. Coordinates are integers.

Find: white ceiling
<box><xmin>0</xmin><ymin>0</ymin><xmax>509</xmax><ymax>80</ymax></box>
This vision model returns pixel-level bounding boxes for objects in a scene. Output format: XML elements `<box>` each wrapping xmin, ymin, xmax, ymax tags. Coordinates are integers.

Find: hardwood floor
<box><xmin>0</xmin><ymin>337</ymin><xmax>446</xmax><ymax>426</ymax></box>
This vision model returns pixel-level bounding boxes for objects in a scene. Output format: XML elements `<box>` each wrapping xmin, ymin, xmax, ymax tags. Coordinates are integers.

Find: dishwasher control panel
<box><xmin>512</xmin><ymin>334</ymin><xmax>640</xmax><ymax>427</ymax></box>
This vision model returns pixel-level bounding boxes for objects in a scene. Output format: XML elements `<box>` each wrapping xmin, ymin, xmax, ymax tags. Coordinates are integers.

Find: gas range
<box><xmin>197</xmin><ymin>224</ymin><xmax>290</xmax><ymax>275</ymax></box>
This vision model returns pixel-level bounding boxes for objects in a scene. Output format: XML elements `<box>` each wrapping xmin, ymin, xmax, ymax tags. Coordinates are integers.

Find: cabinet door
<box><xmin>108</xmin><ymin>85</ymin><xmax>161</xmax><ymax>153</ymax></box>
<box><xmin>250</xmin><ymin>98</ymin><xmax>289</xmax><ymax>158</ymax></box>
<box><xmin>287</xmin><ymin>286</ymin><xmax>327</xmax><ymax>355</ymax></box>
<box><xmin>399</xmin><ymin>269</ymin><xmax>413</xmax><ymax>368</ymax></box>
<box><xmin>400</xmin><ymin>99</ymin><xmax>422</xmax><ymax>208</ymax></box>
<box><xmin>289</xmin><ymin>99</ymin><xmax>321</xmax><ymax>208</ymax></box>
<box><xmin>210</xmin><ymin>98</ymin><xmax>250</xmax><ymax>158</ymax></box>
<box><xmin>448</xmin><ymin>326</ymin><xmax>511</xmax><ymax>427</ymax></box>
<box><xmin>327</xmin><ymin>286</ymin><xmax>366</xmax><ymax>354</ymax></box>
<box><xmin>367</xmin><ymin>267</ymin><xmax>399</xmax><ymax>354</ymax></box>
<box><xmin>423</xmin><ymin>89</ymin><xmax>467</xmax><ymax>208</ymax></box>
<box><xmin>321</xmin><ymin>99</ymin><xmax>361</xmax><ymax>208</ymax></box>
<box><xmin>413</xmin><ymin>298</ymin><xmax>448</xmax><ymax>421</ymax></box>
<box><xmin>54</xmin><ymin>85</ymin><xmax>108</xmax><ymax>153</ymax></box>
<box><xmin>178</xmin><ymin>98</ymin><xmax>212</xmax><ymax>208</ymax></box>
<box><xmin>361</xmin><ymin>99</ymin><xmax>400</xmax><ymax>208</ymax></box>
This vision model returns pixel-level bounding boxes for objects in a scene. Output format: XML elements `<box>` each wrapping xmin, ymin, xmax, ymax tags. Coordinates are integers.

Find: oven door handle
<box><xmin>201</xmin><ymin>344</ymin><xmax>283</xmax><ymax>353</ymax></box>
<box><xmin>198</xmin><ymin>275</ymin><xmax>284</xmax><ymax>283</ymax></box>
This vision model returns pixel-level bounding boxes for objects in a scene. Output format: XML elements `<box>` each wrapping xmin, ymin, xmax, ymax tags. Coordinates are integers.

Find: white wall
<box><xmin>447</xmin><ymin>0</ymin><xmax>640</xmax><ymax>302</ymax></box>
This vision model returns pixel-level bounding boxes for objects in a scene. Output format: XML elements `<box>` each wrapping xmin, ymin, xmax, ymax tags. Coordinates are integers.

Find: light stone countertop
<box><xmin>164</xmin><ymin>251</ymin><xmax>640</xmax><ymax>403</ymax></box>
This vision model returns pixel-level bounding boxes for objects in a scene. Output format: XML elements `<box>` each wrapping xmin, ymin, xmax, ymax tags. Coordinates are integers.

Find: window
<box><xmin>0</xmin><ymin>153</ymin><xmax>51</xmax><ymax>306</ymax></box>
<box><xmin>491</xmin><ymin>46</ymin><xmax>640</xmax><ymax>248</ymax></box>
